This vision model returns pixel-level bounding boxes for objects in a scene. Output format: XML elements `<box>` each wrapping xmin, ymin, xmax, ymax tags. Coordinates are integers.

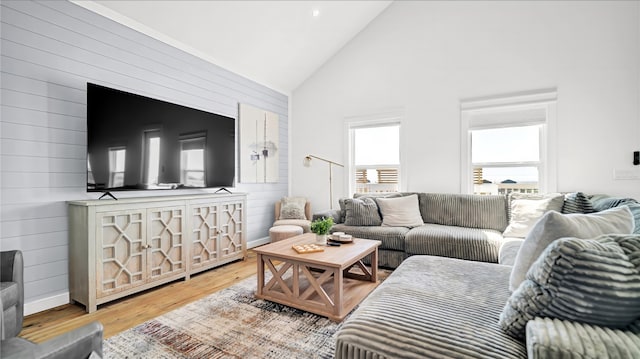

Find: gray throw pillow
<box><xmin>509</xmin><ymin>206</ymin><xmax>634</xmax><ymax>291</ymax></box>
<box><xmin>338</xmin><ymin>198</ymin><xmax>348</xmax><ymax>223</ymax></box>
<box><xmin>344</xmin><ymin>197</ymin><xmax>382</xmax><ymax>226</ymax></box>
<box><xmin>279</xmin><ymin>197</ymin><xmax>307</xmax><ymax>220</ymax></box>
<box><xmin>561</xmin><ymin>192</ymin><xmax>595</xmax><ymax>214</ymax></box>
<box><xmin>499</xmin><ymin>234</ymin><xmax>640</xmax><ymax>339</ymax></box>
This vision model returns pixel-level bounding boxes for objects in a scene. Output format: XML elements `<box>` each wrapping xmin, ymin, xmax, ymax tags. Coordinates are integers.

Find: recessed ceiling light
<box><xmin>312</xmin><ymin>9</ymin><xmax>320</xmax><ymax>17</ymax></box>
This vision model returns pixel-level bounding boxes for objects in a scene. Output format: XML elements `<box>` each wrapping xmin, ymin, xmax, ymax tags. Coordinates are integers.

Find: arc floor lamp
<box><xmin>303</xmin><ymin>155</ymin><xmax>344</xmax><ymax>209</ymax></box>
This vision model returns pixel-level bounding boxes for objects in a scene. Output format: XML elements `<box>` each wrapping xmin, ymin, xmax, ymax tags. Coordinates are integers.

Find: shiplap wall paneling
<box><xmin>1</xmin><ymin>0</ymin><xmax>288</xmax><ymax>314</ymax></box>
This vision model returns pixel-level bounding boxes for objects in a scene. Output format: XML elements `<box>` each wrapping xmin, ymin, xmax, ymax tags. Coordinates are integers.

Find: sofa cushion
<box><xmin>405</xmin><ymin>223</ymin><xmax>503</xmax><ymax>262</ymax></box>
<box><xmin>500</xmin><ymin>234</ymin><xmax>640</xmax><ymax>339</ymax></box>
<box><xmin>279</xmin><ymin>197</ymin><xmax>307</xmax><ymax>220</ymax></box>
<box><xmin>420</xmin><ymin>193</ymin><xmax>508</xmax><ymax>232</ymax></box>
<box><xmin>509</xmin><ymin>207</ymin><xmax>634</xmax><ymax>291</ymax></box>
<box><xmin>503</xmin><ymin>193</ymin><xmax>564</xmax><ymax>238</ymax></box>
<box><xmin>376</xmin><ymin>194</ymin><xmax>423</xmax><ymax>228</ymax></box>
<box><xmin>561</xmin><ymin>192</ymin><xmax>596</xmax><ymax>214</ymax></box>
<box><xmin>335</xmin><ymin>255</ymin><xmax>527</xmax><ymax>359</ymax></box>
<box><xmin>343</xmin><ymin>198</ymin><xmax>382</xmax><ymax>226</ymax></box>
<box><xmin>331</xmin><ymin>223</ymin><xmax>408</xmax><ymax>251</ymax></box>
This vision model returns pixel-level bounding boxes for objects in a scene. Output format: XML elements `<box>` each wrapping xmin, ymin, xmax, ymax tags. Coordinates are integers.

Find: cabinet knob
<box><xmin>142</xmin><ymin>244</ymin><xmax>151</xmax><ymax>249</ymax></box>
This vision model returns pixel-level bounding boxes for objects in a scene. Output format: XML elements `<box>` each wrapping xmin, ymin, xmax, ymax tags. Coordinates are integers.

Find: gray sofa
<box><xmin>316</xmin><ymin>192</ymin><xmax>513</xmax><ymax>268</ymax></box>
<box><xmin>332</xmin><ymin>193</ymin><xmax>640</xmax><ymax>358</ymax></box>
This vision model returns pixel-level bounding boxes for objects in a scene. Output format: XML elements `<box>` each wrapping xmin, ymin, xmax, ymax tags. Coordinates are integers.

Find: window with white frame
<box><xmin>143</xmin><ymin>130</ymin><xmax>161</xmax><ymax>186</ymax></box>
<box><xmin>108</xmin><ymin>147</ymin><xmax>126</xmax><ymax>188</ymax></box>
<box><xmin>460</xmin><ymin>90</ymin><xmax>557</xmax><ymax>195</ymax></box>
<box><xmin>348</xmin><ymin>122</ymin><xmax>401</xmax><ymax>195</ymax></box>
<box><xmin>180</xmin><ymin>134</ymin><xmax>206</xmax><ymax>187</ymax></box>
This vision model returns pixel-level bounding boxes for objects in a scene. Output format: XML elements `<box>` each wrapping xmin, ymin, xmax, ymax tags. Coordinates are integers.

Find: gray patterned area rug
<box><xmin>104</xmin><ymin>269</ymin><xmax>390</xmax><ymax>358</ymax></box>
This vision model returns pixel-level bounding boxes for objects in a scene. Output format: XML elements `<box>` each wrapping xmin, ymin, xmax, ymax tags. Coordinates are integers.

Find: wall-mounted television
<box><xmin>86</xmin><ymin>83</ymin><xmax>236</xmax><ymax>194</ymax></box>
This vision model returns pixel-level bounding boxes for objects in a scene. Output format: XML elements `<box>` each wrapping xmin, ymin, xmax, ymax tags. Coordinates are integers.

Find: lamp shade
<box><xmin>303</xmin><ymin>156</ymin><xmax>312</xmax><ymax>167</ymax></box>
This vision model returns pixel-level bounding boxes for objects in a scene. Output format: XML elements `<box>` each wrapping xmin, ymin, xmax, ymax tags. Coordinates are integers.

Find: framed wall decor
<box><xmin>239</xmin><ymin>103</ymin><xmax>279</xmax><ymax>183</ymax></box>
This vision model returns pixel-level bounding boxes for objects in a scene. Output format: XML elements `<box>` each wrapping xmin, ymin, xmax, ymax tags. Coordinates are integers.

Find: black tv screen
<box><xmin>86</xmin><ymin>83</ymin><xmax>235</xmax><ymax>192</ymax></box>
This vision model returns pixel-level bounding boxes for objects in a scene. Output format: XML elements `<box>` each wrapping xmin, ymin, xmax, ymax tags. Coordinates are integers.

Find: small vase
<box><xmin>315</xmin><ymin>234</ymin><xmax>328</xmax><ymax>245</ymax></box>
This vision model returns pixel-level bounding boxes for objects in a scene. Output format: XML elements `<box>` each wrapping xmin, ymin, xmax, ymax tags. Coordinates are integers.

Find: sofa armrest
<box><xmin>1</xmin><ymin>250</ymin><xmax>24</xmax><ymax>339</ymax></box>
<box><xmin>526</xmin><ymin>317</ymin><xmax>640</xmax><ymax>359</ymax></box>
<box><xmin>312</xmin><ymin>210</ymin><xmax>342</xmax><ymax>224</ymax></box>
<box><xmin>34</xmin><ymin>322</ymin><xmax>104</xmax><ymax>359</ymax></box>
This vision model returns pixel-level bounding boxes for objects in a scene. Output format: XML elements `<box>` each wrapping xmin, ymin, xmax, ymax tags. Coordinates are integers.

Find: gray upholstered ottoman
<box><xmin>335</xmin><ymin>255</ymin><xmax>526</xmax><ymax>358</ymax></box>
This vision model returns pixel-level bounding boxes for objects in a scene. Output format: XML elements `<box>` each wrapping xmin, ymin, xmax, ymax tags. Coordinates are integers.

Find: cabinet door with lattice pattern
<box><xmin>96</xmin><ymin>210</ymin><xmax>146</xmax><ymax>298</ymax></box>
<box><xmin>219</xmin><ymin>201</ymin><xmax>244</xmax><ymax>260</ymax></box>
<box><xmin>147</xmin><ymin>206</ymin><xmax>186</xmax><ymax>281</ymax></box>
<box><xmin>190</xmin><ymin>204</ymin><xmax>220</xmax><ymax>270</ymax></box>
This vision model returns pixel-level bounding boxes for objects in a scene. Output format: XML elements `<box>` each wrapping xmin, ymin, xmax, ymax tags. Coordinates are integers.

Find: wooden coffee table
<box><xmin>254</xmin><ymin>233</ymin><xmax>381</xmax><ymax>322</ymax></box>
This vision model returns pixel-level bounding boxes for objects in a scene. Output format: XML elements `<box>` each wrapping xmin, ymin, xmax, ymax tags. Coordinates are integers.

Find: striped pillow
<box><xmin>628</xmin><ymin>203</ymin><xmax>640</xmax><ymax>234</ymax></box>
<box><xmin>421</xmin><ymin>193</ymin><xmax>508</xmax><ymax>232</ymax></box>
<box><xmin>499</xmin><ymin>234</ymin><xmax>640</xmax><ymax>339</ymax></box>
<box><xmin>341</xmin><ymin>193</ymin><xmax>404</xmax><ymax>224</ymax></box>
<box><xmin>561</xmin><ymin>192</ymin><xmax>596</xmax><ymax>214</ymax></box>
<box><xmin>526</xmin><ymin>317</ymin><xmax>640</xmax><ymax>359</ymax></box>
<box><xmin>343</xmin><ymin>197</ymin><xmax>382</xmax><ymax>226</ymax></box>
<box><xmin>509</xmin><ymin>207</ymin><xmax>634</xmax><ymax>291</ymax></box>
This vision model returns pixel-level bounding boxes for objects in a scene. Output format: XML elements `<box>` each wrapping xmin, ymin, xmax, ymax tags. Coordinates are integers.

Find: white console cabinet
<box><xmin>68</xmin><ymin>193</ymin><xmax>246</xmax><ymax>312</ymax></box>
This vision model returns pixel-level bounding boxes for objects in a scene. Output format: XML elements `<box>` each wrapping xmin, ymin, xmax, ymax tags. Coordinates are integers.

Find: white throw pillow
<box><xmin>375</xmin><ymin>194</ymin><xmax>424</xmax><ymax>228</ymax></box>
<box><xmin>503</xmin><ymin>193</ymin><xmax>565</xmax><ymax>238</ymax></box>
<box><xmin>508</xmin><ymin>206</ymin><xmax>634</xmax><ymax>291</ymax></box>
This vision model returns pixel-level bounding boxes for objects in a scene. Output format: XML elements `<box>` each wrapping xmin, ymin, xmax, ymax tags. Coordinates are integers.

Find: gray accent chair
<box><xmin>1</xmin><ymin>250</ymin><xmax>24</xmax><ymax>339</ymax></box>
<box><xmin>1</xmin><ymin>250</ymin><xmax>104</xmax><ymax>359</ymax></box>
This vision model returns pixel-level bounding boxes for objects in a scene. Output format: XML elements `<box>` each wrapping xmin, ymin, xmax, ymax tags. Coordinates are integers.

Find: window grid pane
<box><xmin>473</xmin><ymin>166</ymin><xmax>539</xmax><ymax>195</ymax></box>
<box><xmin>354</xmin><ymin>125</ymin><xmax>400</xmax><ymax>166</ymax></box>
<box><xmin>471</xmin><ymin>125</ymin><xmax>540</xmax><ymax>163</ymax></box>
<box><xmin>146</xmin><ymin>137</ymin><xmax>161</xmax><ymax>185</ymax></box>
<box><xmin>354</xmin><ymin>166</ymin><xmax>399</xmax><ymax>193</ymax></box>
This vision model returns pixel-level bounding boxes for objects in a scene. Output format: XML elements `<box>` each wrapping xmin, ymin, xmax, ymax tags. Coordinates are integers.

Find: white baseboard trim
<box><xmin>24</xmin><ymin>292</ymin><xmax>69</xmax><ymax>316</ymax></box>
<box><xmin>248</xmin><ymin>236</ymin><xmax>270</xmax><ymax>249</ymax></box>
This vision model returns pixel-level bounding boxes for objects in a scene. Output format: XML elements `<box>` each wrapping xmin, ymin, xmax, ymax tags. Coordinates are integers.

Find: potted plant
<box><xmin>310</xmin><ymin>217</ymin><xmax>334</xmax><ymax>244</ymax></box>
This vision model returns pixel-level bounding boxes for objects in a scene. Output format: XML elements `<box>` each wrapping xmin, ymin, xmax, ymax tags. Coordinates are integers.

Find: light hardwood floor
<box><xmin>20</xmin><ymin>251</ymin><xmax>258</xmax><ymax>344</ymax></box>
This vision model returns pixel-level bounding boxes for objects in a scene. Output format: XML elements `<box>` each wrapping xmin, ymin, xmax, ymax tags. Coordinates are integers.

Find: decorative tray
<box><xmin>292</xmin><ymin>243</ymin><xmax>325</xmax><ymax>254</ymax></box>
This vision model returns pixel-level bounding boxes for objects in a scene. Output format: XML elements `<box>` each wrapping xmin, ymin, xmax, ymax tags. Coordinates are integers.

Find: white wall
<box><xmin>292</xmin><ymin>1</ymin><xmax>640</xmax><ymax>209</ymax></box>
<box><xmin>0</xmin><ymin>0</ymin><xmax>288</xmax><ymax>314</ymax></box>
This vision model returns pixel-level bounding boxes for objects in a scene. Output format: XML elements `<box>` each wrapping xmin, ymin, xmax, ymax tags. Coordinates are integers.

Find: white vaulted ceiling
<box><xmin>74</xmin><ymin>0</ymin><xmax>392</xmax><ymax>94</ymax></box>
